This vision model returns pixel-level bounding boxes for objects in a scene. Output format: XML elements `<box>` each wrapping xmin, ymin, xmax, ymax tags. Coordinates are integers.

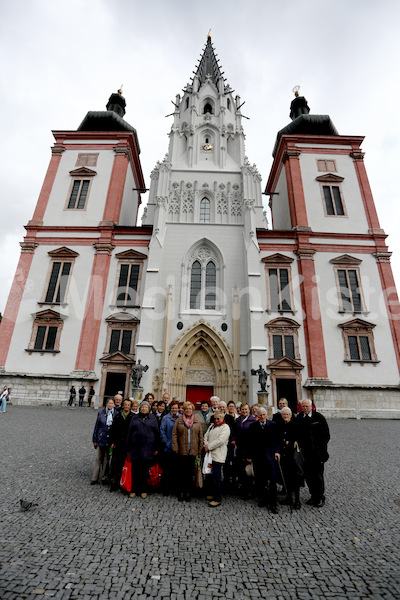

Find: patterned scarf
<box><xmin>182</xmin><ymin>414</ymin><xmax>194</xmax><ymax>429</ymax></box>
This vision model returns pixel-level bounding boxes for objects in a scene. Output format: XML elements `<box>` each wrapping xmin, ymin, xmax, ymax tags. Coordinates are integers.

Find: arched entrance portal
<box><xmin>156</xmin><ymin>320</ymin><xmax>247</xmax><ymax>405</ymax></box>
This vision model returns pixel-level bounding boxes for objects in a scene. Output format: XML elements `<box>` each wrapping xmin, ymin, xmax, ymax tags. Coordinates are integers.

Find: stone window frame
<box><xmin>39</xmin><ymin>247</ymin><xmax>79</xmax><ymax>307</ymax></box>
<box><xmin>316</xmin><ymin>173</ymin><xmax>347</xmax><ymax>217</ymax></box>
<box><xmin>103</xmin><ymin>313</ymin><xmax>139</xmax><ymax>357</ymax></box>
<box><xmin>330</xmin><ymin>255</ymin><xmax>368</xmax><ymax>315</ymax></box>
<box><xmin>181</xmin><ymin>240</ymin><xmax>225</xmax><ymax>315</ymax></box>
<box><xmin>110</xmin><ymin>250</ymin><xmax>147</xmax><ymax>309</ymax></box>
<box><xmin>266</xmin><ymin>318</ymin><xmax>301</xmax><ymax>363</ymax></box>
<box><xmin>262</xmin><ymin>254</ymin><xmax>296</xmax><ymax>315</ymax></box>
<box><xmin>26</xmin><ymin>309</ymin><xmax>65</xmax><ymax>355</ymax></box>
<box><xmin>200</xmin><ymin>197</ymin><xmax>211</xmax><ymax>223</ymax></box>
<box><xmin>64</xmin><ymin>167</ymin><xmax>97</xmax><ymax>211</ymax></box>
<box><xmin>338</xmin><ymin>318</ymin><xmax>379</xmax><ymax>366</ymax></box>
<box><xmin>203</xmin><ymin>97</ymin><xmax>215</xmax><ymax>115</ymax></box>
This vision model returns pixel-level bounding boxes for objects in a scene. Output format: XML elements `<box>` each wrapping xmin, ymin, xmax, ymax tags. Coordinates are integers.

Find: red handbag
<box><xmin>147</xmin><ymin>462</ymin><xmax>162</xmax><ymax>488</ymax></box>
<box><xmin>120</xmin><ymin>454</ymin><xmax>132</xmax><ymax>492</ymax></box>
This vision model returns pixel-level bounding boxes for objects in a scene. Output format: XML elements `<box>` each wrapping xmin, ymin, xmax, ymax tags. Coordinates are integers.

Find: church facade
<box><xmin>1</xmin><ymin>36</ymin><xmax>399</xmax><ymax>417</ymax></box>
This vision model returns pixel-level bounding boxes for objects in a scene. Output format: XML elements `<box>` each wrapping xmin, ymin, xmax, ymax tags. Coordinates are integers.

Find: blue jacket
<box><xmin>126</xmin><ymin>412</ymin><xmax>160</xmax><ymax>460</ymax></box>
<box><xmin>160</xmin><ymin>412</ymin><xmax>180</xmax><ymax>453</ymax></box>
<box><xmin>92</xmin><ymin>408</ymin><xmax>116</xmax><ymax>447</ymax></box>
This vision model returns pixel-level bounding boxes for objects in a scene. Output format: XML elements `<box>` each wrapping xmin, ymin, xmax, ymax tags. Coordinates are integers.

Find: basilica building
<box><xmin>1</xmin><ymin>35</ymin><xmax>399</xmax><ymax>417</ymax></box>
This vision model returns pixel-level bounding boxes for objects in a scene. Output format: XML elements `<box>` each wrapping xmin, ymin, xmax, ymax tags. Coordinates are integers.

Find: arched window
<box><xmin>204</xmin><ymin>103</ymin><xmax>213</xmax><ymax>114</ymax></box>
<box><xmin>205</xmin><ymin>262</ymin><xmax>216</xmax><ymax>309</ymax></box>
<box><xmin>184</xmin><ymin>241</ymin><xmax>224</xmax><ymax>313</ymax></box>
<box><xmin>200</xmin><ymin>198</ymin><xmax>210</xmax><ymax>222</ymax></box>
<box><xmin>185</xmin><ymin>97</ymin><xmax>189</xmax><ymax>110</ymax></box>
<box><xmin>190</xmin><ymin>261</ymin><xmax>202</xmax><ymax>309</ymax></box>
<box><xmin>190</xmin><ymin>260</ymin><xmax>217</xmax><ymax>310</ymax></box>
<box><xmin>227</xmin><ymin>98</ymin><xmax>231</xmax><ymax>110</ymax></box>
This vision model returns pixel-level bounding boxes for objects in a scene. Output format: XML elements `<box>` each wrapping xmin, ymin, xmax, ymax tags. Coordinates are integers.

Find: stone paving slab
<box><xmin>0</xmin><ymin>407</ymin><xmax>399</xmax><ymax>600</ymax></box>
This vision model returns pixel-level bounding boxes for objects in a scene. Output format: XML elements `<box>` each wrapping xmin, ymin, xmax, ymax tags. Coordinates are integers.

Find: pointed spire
<box><xmin>193</xmin><ymin>34</ymin><xmax>224</xmax><ymax>88</ymax></box>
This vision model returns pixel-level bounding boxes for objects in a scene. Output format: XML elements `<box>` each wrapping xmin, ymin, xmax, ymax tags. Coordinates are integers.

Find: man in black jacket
<box><xmin>248</xmin><ymin>407</ymin><xmax>281</xmax><ymax>513</ymax></box>
<box><xmin>296</xmin><ymin>398</ymin><xmax>330</xmax><ymax>508</ymax></box>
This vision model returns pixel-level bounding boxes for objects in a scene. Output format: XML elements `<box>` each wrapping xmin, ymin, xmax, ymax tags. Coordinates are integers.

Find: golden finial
<box><xmin>207</xmin><ymin>29</ymin><xmax>212</xmax><ymax>39</ymax></box>
<box><xmin>118</xmin><ymin>84</ymin><xmax>124</xmax><ymax>95</ymax></box>
<box><xmin>292</xmin><ymin>85</ymin><xmax>300</xmax><ymax>97</ymax></box>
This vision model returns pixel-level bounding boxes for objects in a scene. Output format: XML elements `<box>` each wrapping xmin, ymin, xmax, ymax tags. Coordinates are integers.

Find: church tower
<box><xmin>137</xmin><ymin>34</ymin><xmax>266</xmax><ymax>404</ymax></box>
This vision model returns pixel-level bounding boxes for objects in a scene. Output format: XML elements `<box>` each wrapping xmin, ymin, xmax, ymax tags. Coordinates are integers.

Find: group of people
<box><xmin>69</xmin><ymin>385</ymin><xmax>96</xmax><ymax>407</ymax></box>
<box><xmin>91</xmin><ymin>393</ymin><xmax>330</xmax><ymax>511</ymax></box>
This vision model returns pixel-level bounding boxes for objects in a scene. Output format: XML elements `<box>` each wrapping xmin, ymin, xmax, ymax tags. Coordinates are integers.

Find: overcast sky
<box><xmin>1</xmin><ymin>0</ymin><xmax>399</xmax><ymax>313</ymax></box>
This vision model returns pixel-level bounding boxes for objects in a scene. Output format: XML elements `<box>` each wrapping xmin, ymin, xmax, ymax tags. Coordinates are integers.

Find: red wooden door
<box><xmin>186</xmin><ymin>386</ymin><xmax>214</xmax><ymax>410</ymax></box>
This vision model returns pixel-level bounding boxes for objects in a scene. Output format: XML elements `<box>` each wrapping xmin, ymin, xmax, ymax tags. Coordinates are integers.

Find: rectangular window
<box><xmin>272</xmin><ymin>334</ymin><xmax>295</xmax><ymax>359</ymax></box>
<box><xmin>34</xmin><ymin>325</ymin><xmax>58</xmax><ymax>351</ymax></box>
<box><xmin>337</xmin><ymin>269</ymin><xmax>362</xmax><ymax>312</ymax></box>
<box><xmin>116</xmin><ymin>264</ymin><xmax>140</xmax><ymax>306</ymax></box>
<box><xmin>67</xmin><ymin>180</ymin><xmax>90</xmax><ymax>209</ymax></box>
<box><xmin>348</xmin><ymin>335</ymin><xmax>371</xmax><ymax>361</ymax></box>
<box><xmin>109</xmin><ymin>329</ymin><xmax>133</xmax><ymax>354</ymax></box>
<box><xmin>317</xmin><ymin>159</ymin><xmax>337</xmax><ymax>172</ymax></box>
<box><xmin>44</xmin><ymin>262</ymin><xmax>72</xmax><ymax>304</ymax></box>
<box><xmin>268</xmin><ymin>268</ymin><xmax>292</xmax><ymax>311</ymax></box>
<box><xmin>323</xmin><ymin>185</ymin><xmax>344</xmax><ymax>216</ymax></box>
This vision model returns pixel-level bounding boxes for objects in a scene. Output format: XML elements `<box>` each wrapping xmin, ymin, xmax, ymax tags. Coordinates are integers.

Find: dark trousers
<box><xmin>254</xmin><ymin>459</ymin><xmax>277</xmax><ymax>507</ymax></box>
<box><xmin>177</xmin><ymin>455</ymin><xmax>195</xmax><ymax>496</ymax></box>
<box><xmin>303</xmin><ymin>455</ymin><xmax>325</xmax><ymax>501</ymax></box>
<box><xmin>131</xmin><ymin>459</ymin><xmax>151</xmax><ymax>495</ymax></box>
<box><xmin>79</xmin><ymin>395</ymin><xmax>84</xmax><ymax>407</ymax></box>
<box><xmin>161</xmin><ymin>452</ymin><xmax>177</xmax><ymax>494</ymax></box>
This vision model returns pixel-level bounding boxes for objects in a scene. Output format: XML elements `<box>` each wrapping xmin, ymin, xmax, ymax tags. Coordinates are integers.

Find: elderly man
<box><xmin>248</xmin><ymin>407</ymin><xmax>280</xmax><ymax>513</ymax></box>
<box><xmin>296</xmin><ymin>398</ymin><xmax>330</xmax><ymax>508</ymax></box>
<box><xmin>272</xmin><ymin>397</ymin><xmax>289</xmax><ymax>425</ymax></box>
<box><xmin>113</xmin><ymin>394</ymin><xmax>123</xmax><ymax>412</ymax></box>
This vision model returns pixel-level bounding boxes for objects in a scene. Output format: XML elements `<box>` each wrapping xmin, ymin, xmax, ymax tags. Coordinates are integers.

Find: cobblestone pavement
<box><xmin>0</xmin><ymin>407</ymin><xmax>399</xmax><ymax>600</ymax></box>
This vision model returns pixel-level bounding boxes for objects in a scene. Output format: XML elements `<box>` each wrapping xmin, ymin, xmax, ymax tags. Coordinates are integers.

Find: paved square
<box><xmin>0</xmin><ymin>407</ymin><xmax>399</xmax><ymax>599</ymax></box>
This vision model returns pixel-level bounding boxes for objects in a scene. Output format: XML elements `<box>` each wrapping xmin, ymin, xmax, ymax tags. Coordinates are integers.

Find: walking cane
<box><xmin>276</xmin><ymin>457</ymin><xmax>292</xmax><ymax>514</ymax></box>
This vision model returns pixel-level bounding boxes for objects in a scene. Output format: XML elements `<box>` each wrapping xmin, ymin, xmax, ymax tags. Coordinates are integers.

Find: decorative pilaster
<box><xmin>295</xmin><ymin>244</ymin><xmax>328</xmax><ymax>379</ymax></box>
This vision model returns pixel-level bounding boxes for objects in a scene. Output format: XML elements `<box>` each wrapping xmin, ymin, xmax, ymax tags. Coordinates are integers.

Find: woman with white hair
<box><xmin>277</xmin><ymin>407</ymin><xmax>302</xmax><ymax>509</ymax></box>
<box><xmin>203</xmin><ymin>409</ymin><xmax>230</xmax><ymax>507</ymax></box>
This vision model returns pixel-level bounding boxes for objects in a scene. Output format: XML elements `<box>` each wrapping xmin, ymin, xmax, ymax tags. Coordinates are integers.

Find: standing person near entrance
<box><xmin>0</xmin><ymin>386</ymin><xmax>9</xmax><ymax>412</ymax></box>
<box><xmin>235</xmin><ymin>403</ymin><xmax>257</xmax><ymax>498</ymax></box>
<box><xmin>248</xmin><ymin>407</ymin><xmax>280</xmax><ymax>513</ymax></box>
<box><xmin>171</xmin><ymin>401</ymin><xmax>203</xmax><ymax>502</ymax></box>
<box><xmin>272</xmin><ymin>398</ymin><xmax>289</xmax><ymax>425</ymax></box>
<box><xmin>68</xmin><ymin>386</ymin><xmax>76</xmax><ymax>407</ymax></box>
<box><xmin>78</xmin><ymin>385</ymin><xmax>86</xmax><ymax>407</ymax></box>
<box><xmin>160</xmin><ymin>399</ymin><xmax>180</xmax><ymax>495</ymax></box>
<box><xmin>91</xmin><ymin>398</ymin><xmax>116</xmax><ymax>485</ymax></box>
<box><xmin>126</xmin><ymin>401</ymin><xmax>159</xmax><ymax>499</ymax></box>
<box><xmin>113</xmin><ymin>394</ymin><xmax>123</xmax><ymax>412</ymax></box>
<box><xmin>296</xmin><ymin>398</ymin><xmax>330</xmax><ymax>508</ymax></box>
<box><xmin>109</xmin><ymin>399</ymin><xmax>133</xmax><ymax>491</ymax></box>
<box><xmin>88</xmin><ymin>386</ymin><xmax>95</xmax><ymax>408</ymax></box>
<box><xmin>203</xmin><ymin>409</ymin><xmax>230</xmax><ymax>507</ymax></box>
<box><xmin>195</xmin><ymin>400</ymin><xmax>210</xmax><ymax>435</ymax></box>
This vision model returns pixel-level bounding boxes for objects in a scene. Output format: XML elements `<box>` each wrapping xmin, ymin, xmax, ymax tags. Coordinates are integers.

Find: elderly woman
<box><xmin>235</xmin><ymin>403</ymin><xmax>257</xmax><ymax>498</ymax></box>
<box><xmin>171</xmin><ymin>401</ymin><xmax>203</xmax><ymax>501</ymax></box>
<box><xmin>272</xmin><ymin>398</ymin><xmax>289</xmax><ymax>424</ymax></box>
<box><xmin>109</xmin><ymin>399</ymin><xmax>133</xmax><ymax>491</ymax></box>
<box><xmin>126</xmin><ymin>400</ymin><xmax>160</xmax><ymax>499</ymax></box>
<box><xmin>91</xmin><ymin>397</ymin><xmax>116</xmax><ymax>485</ymax></box>
<box><xmin>160</xmin><ymin>399</ymin><xmax>180</xmax><ymax>495</ymax></box>
<box><xmin>203</xmin><ymin>409</ymin><xmax>230</xmax><ymax>507</ymax></box>
<box><xmin>277</xmin><ymin>407</ymin><xmax>302</xmax><ymax>509</ymax></box>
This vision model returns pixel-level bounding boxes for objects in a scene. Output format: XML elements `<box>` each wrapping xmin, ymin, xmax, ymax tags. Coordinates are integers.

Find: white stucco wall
<box><xmin>300</xmin><ymin>152</ymin><xmax>369</xmax><ymax>234</ymax></box>
<box><xmin>42</xmin><ymin>149</ymin><xmax>115</xmax><ymax>226</ymax></box>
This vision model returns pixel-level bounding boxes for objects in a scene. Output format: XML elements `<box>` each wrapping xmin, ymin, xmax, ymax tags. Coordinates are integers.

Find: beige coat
<box><xmin>171</xmin><ymin>416</ymin><xmax>204</xmax><ymax>456</ymax></box>
<box><xmin>204</xmin><ymin>422</ymin><xmax>230</xmax><ymax>464</ymax></box>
